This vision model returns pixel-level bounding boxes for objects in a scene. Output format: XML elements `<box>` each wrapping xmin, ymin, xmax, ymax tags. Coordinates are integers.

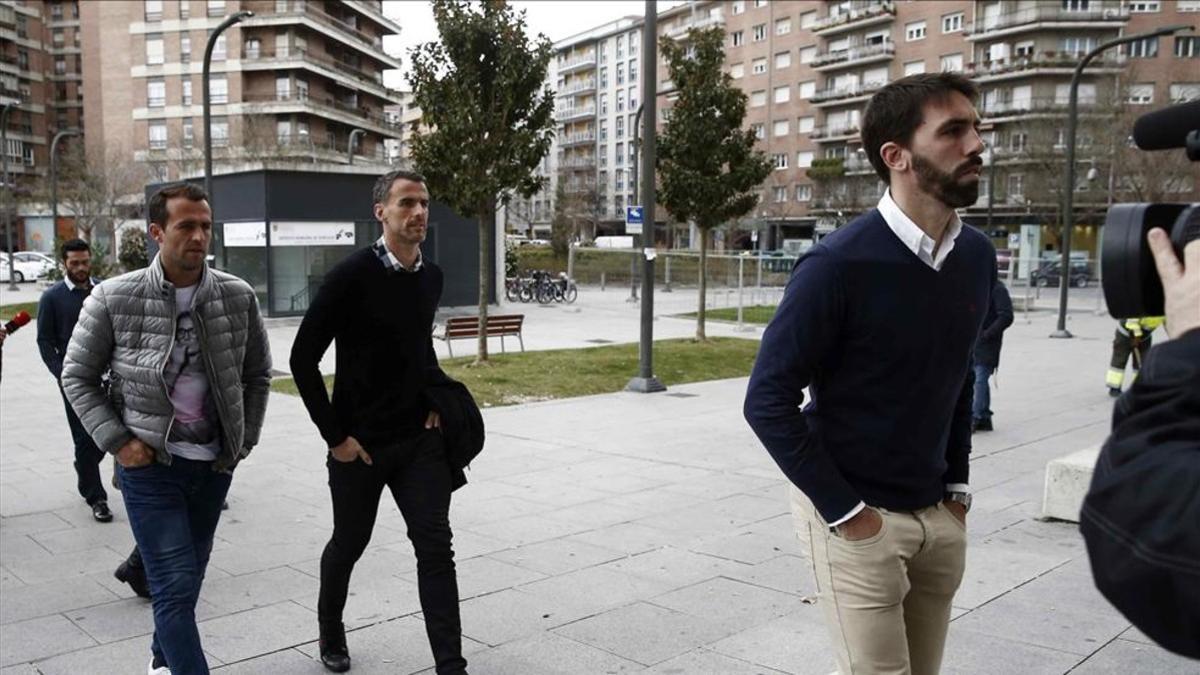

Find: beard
<box><xmin>912</xmin><ymin>152</ymin><xmax>981</xmax><ymax>209</ymax></box>
<box><xmin>68</xmin><ymin>268</ymin><xmax>90</xmax><ymax>284</ymax></box>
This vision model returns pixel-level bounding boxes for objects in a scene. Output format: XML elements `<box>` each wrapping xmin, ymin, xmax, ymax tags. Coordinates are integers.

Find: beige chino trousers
<box><xmin>791</xmin><ymin>487</ymin><xmax>967</xmax><ymax>675</ymax></box>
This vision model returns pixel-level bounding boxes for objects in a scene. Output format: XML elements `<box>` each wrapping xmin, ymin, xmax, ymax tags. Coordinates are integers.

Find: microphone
<box><xmin>3</xmin><ymin>310</ymin><xmax>31</xmax><ymax>334</ymax></box>
<box><xmin>1131</xmin><ymin>100</ymin><xmax>1200</xmax><ymax>151</ymax></box>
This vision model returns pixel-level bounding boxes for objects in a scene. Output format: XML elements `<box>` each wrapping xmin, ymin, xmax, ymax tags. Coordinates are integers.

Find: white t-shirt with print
<box><xmin>163</xmin><ymin>284</ymin><xmax>222</xmax><ymax>461</ymax></box>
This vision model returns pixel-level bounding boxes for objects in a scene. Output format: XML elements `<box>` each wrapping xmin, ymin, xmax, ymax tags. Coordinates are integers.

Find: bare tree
<box><xmin>806</xmin><ymin>158</ymin><xmax>880</xmax><ymax>226</ymax></box>
<box><xmin>49</xmin><ymin>144</ymin><xmax>148</xmax><ymax>247</ymax></box>
<box><xmin>551</xmin><ymin>167</ymin><xmax>603</xmax><ymax>254</ymax></box>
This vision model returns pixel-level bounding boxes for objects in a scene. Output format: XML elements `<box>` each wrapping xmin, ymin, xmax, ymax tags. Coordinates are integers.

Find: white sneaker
<box><xmin>147</xmin><ymin>656</ymin><xmax>170</xmax><ymax>675</ymax></box>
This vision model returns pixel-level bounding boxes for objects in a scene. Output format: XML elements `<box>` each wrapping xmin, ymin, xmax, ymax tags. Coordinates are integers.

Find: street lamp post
<box><xmin>50</xmin><ymin>130</ymin><xmax>80</xmax><ymax>250</ymax></box>
<box><xmin>347</xmin><ymin>128</ymin><xmax>366</xmax><ymax>165</ymax></box>
<box><xmin>204</xmin><ymin>11</ymin><xmax>253</xmax><ymax>203</ymax></box>
<box><xmin>1051</xmin><ymin>23</ymin><xmax>1193</xmax><ymax>338</ymax></box>
<box><xmin>2</xmin><ymin>102</ymin><xmax>17</xmax><ymax>291</ymax></box>
<box><xmin>625</xmin><ymin>0</ymin><xmax>664</xmax><ymax>393</ymax></box>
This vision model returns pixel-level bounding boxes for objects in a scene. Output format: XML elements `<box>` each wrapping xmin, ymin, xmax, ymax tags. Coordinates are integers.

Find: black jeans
<box><xmin>318</xmin><ymin>430</ymin><xmax>465</xmax><ymax>674</ymax></box>
<box><xmin>61</xmin><ymin>389</ymin><xmax>107</xmax><ymax>506</ymax></box>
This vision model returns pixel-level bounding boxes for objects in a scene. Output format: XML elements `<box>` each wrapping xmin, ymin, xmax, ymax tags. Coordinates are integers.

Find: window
<box><xmin>800</xmin><ymin>10</ymin><xmax>817</xmax><ymax>28</ymax></box>
<box><xmin>296</xmin><ymin>78</ymin><xmax>308</xmax><ymax>100</ymax></box>
<box><xmin>629</xmin><ymin>59</ymin><xmax>637</xmax><ymax>81</ymax></box>
<box><xmin>773</xmin><ymin>120</ymin><xmax>789</xmax><ymax>137</ymax></box>
<box><xmin>616</xmin><ymin>62</ymin><xmax>624</xmax><ymax>85</ymax></box>
<box><xmin>615</xmin><ymin>142</ymin><xmax>624</xmax><ymax>166</ymax></box>
<box><xmin>1180</xmin><ymin>0</ymin><xmax>1200</xmax><ymax>11</ymax></box>
<box><xmin>616</xmin><ymin>116</ymin><xmax>624</xmax><ymax>139</ymax></box>
<box><xmin>599</xmin><ymin>67</ymin><xmax>608</xmax><ymax>88</ymax></box>
<box><xmin>752</xmin><ymin>24</ymin><xmax>767</xmax><ymax>42</ymax></box>
<box><xmin>1009</xmin><ymin>132</ymin><xmax>1026</xmax><ymax>152</ymax></box>
<box><xmin>775</xmin><ymin>18</ymin><xmax>791</xmax><ymax>36</ymax></box>
<box><xmin>904</xmin><ymin>60</ymin><xmax>926</xmax><ymax>76</ymax></box>
<box><xmin>940</xmin><ymin>53</ymin><xmax>963</xmax><ymax>72</ymax></box>
<box><xmin>752</xmin><ymin>57</ymin><xmax>767</xmax><ymax>74</ymax></box>
<box><xmin>906</xmin><ymin>20</ymin><xmax>926</xmax><ymax>42</ymax></box>
<box><xmin>1055</xmin><ymin>83</ymin><xmax>1095</xmax><ymax>105</ymax></box>
<box><xmin>599</xmin><ymin>147</ymin><xmax>608</xmax><ymax>167</ymax></box>
<box><xmin>1169</xmin><ymin>83</ymin><xmax>1200</xmax><ymax>102</ymax></box>
<box><xmin>180</xmin><ymin>0</ymin><xmax>190</xmax><ymax>18</ymax></box>
<box><xmin>775</xmin><ymin>52</ymin><xmax>791</xmax><ymax>69</ymax></box>
<box><xmin>145</xmin><ymin>0</ymin><xmax>163</xmax><ymax>21</ymax></box>
<box><xmin>798</xmin><ymin>81</ymin><xmax>815</xmax><ymax>99</ymax></box>
<box><xmin>1176</xmin><ymin>37</ymin><xmax>1200</xmax><ymax>58</ymax></box>
<box><xmin>629</xmin><ymin>89</ymin><xmax>637</xmax><ymax>111</ymax></box>
<box><xmin>616</xmin><ymin>89</ymin><xmax>625</xmax><ymax>111</ymax></box>
<box><xmin>731</xmin><ymin>31</ymin><xmax>744</xmax><ymax>47</ymax></box>
<box><xmin>212</xmin><ymin>34</ymin><xmax>227</xmax><ymax>61</ymax></box>
<box><xmin>730</xmin><ymin>63</ymin><xmax>745</xmax><ymax>79</ymax></box>
<box><xmin>180</xmin><ymin>35</ymin><xmax>191</xmax><ymax>63</ymax></box>
<box><xmin>210</xmin><ymin>74</ymin><xmax>227</xmax><ymax>104</ymax></box>
<box><xmin>795</xmin><ymin>184</ymin><xmax>812</xmax><ymax>202</ymax></box>
<box><xmin>773</xmin><ymin>153</ymin><xmax>788</xmax><ymax>170</ymax></box>
<box><xmin>774</xmin><ymin>85</ymin><xmax>790</xmax><ymax>104</ymax></box>
<box><xmin>147</xmin><ymin>80</ymin><xmax>166</xmax><ymax>107</ymax></box>
<box><xmin>1128</xmin><ymin>83</ymin><xmax>1154</xmax><ymax>104</ymax></box>
<box><xmin>797</xmin><ymin>116</ymin><xmax>814</xmax><ymax>134</ymax></box>
<box><xmin>54</xmin><ymin>56</ymin><xmax>66</xmax><ymax>75</ymax></box>
<box><xmin>600</xmin><ymin>94</ymin><xmax>608</xmax><ymax>114</ymax></box>
<box><xmin>148</xmin><ymin>122</ymin><xmax>167</xmax><ymax>149</ymax></box>
<box><xmin>616</xmin><ymin>35</ymin><xmax>624</xmax><ymax>59</ymax></box>
<box><xmin>1129</xmin><ymin>1</ymin><xmax>1160</xmax><ymax>12</ymax></box>
<box><xmin>1128</xmin><ymin>37</ymin><xmax>1158</xmax><ymax>58</ymax></box>
<box><xmin>750</xmin><ymin>90</ymin><xmax>766</xmax><ymax>107</ymax></box>
<box><xmin>732</xmin><ymin>1</ymin><xmax>744</xmax><ymax>14</ymax></box>
<box><xmin>754</xmin><ymin>0</ymin><xmax>767</xmax><ymax>7</ymax></box>
<box><xmin>182</xmin><ymin>118</ymin><xmax>194</xmax><ymax>147</ymax></box>
<box><xmin>276</xmin><ymin>119</ymin><xmax>292</xmax><ymax>144</ymax></box>
<box><xmin>51</xmin><ymin>3</ymin><xmax>64</xmax><ymax>19</ymax></box>
<box><xmin>1060</xmin><ymin>36</ymin><xmax>1097</xmax><ymax>57</ymax></box>
<box><xmin>797</xmin><ymin>151</ymin><xmax>814</xmax><ymax>168</ymax></box>
<box><xmin>942</xmin><ymin>12</ymin><xmax>963</xmax><ymax>33</ymax></box>
<box><xmin>207</xmin><ymin>0</ymin><xmax>226</xmax><ymax>17</ymax></box>
<box><xmin>52</xmin><ymin>28</ymin><xmax>64</xmax><ymax>46</ymax></box>
<box><xmin>799</xmin><ymin>46</ymin><xmax>816</xmax><ymax>64</ymax></box>
<box><xmin>146</xmin><ymin>35</ymin><xmax>165</xmax><ymax>65</ymax></box>
<box><xmin>599</xmin><ymin>119</ymin><xmax>608</xmax><ymax>141</ymax></box>
<box><xmin>1014</xmin><ymin>41</ymin><xmax>1035</xmax><ymax>58</ymax></box>
<box><xmin>629</xmin><ymin>31</ymin><xmax>638</xmax><ymax>57</ymax></box>
<box><xmin>615</xmin><ymin>169</ymin><xmax>625</xmax><ymax>191</ymax></box>
<box><xmin>1007</xmin><ymin>174</ymin><xmax>1024</xmax><ymax>200</ymax></box>
<box><xmin>773</xmin><ymin>186</ymin><xmax>788</xmax><ymax>203</ymax></box>
<box><xmin>182</xmin><ymin>79</ymin><xmax>192</xmax><ymax>105</ymax></box>
<box><xmin>751</xmin><ymin>123</ymin><xmax>765</xmax><ymax>139</ymax></box>
<box><xmin>1062</xmin><ymin>0</ymin><xmax>1090</xmax><ymax>10</ymax></box>
<box><xmin>275</xmin><ymin>75</ymin><xmax>290</xmax><ymax>100</ymax></box>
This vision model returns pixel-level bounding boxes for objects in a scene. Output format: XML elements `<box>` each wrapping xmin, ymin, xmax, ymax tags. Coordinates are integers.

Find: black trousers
<box><xmin>318</xmin><ymin>430</ymin><xmax>465</xmax><ymax>674</ymax></box>
<box><xmin>61</xmin><ymin>390</ymin><xmax>107</xmax><ymax>506</ymax></box>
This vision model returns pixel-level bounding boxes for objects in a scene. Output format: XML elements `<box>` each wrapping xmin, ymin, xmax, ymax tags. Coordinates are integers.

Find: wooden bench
<box><xmin>436</xmin><ymin>314</ymin><xmax>525</xmax><ymax>357</ymax></box>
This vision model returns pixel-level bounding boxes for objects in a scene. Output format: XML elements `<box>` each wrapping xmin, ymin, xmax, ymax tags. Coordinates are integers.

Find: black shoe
<box><xmin>92</xmin><ymin>500</ymin><xmax>113</xmax><ymax>523</ymax></box>
<box><xmin>319</xmin><ymin>623</ymin><xmax>351</xmax><ymax>673</ymax></box>
<box><xmin>115</xmin><ymin>560</ymin><xmax>152</xmax><ymax>599</ymax></box>
<box><xmin>972</xmin><ymin>418</ymin><xmax>993</xmax><ymax>432</ymax></box>
<box><xmin>1108</xmin><ymin>387</ymin><xmax>1122</xmax><ymax>398</ymax></box>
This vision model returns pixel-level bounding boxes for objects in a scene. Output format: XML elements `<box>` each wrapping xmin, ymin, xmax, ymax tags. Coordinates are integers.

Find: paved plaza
<box><xmin>1</xmin><ymin>284</ymin><xmax>1197</xmax><ymax>674</ymax></box>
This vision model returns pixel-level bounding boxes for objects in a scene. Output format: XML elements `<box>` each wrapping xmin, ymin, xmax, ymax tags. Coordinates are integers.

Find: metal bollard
<box><xmin>736</xmin><ymin>256</ymin><xmax>754</xmax><ymax>332</ymax></box>
<box><xmin>600</xmin><ymin>271</ymin><xmax>606</xmax><ymax>291</ymax></box>
<box><xmin>664</xmin><ymin>255</ymin><xmax>672</xmax><ymax>292</ymax></box>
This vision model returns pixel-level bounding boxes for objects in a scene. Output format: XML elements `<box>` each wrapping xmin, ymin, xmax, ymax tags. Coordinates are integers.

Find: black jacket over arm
<box><xmin>1080</xmin><ymin>328</ymin><xmax>1200</xmax><ymax>658</ymax></box>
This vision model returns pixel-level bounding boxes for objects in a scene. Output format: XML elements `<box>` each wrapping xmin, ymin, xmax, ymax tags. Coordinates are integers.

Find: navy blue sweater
<box><xmin>744</xmin><ymin>209</ymin><xmax>995</xmax><ymax>522</ymax></box>
<box><xmin>37</xmin><ymin>278</ymin><xmax>97</xmax><ymax>380</ymax></box>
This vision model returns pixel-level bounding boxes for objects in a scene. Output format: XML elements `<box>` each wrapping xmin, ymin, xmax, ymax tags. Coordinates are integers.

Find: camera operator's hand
<box><xmin>1148</xmin><ymin>229</ymin><xmax>1200</xmax><ymax>338</ymax></box>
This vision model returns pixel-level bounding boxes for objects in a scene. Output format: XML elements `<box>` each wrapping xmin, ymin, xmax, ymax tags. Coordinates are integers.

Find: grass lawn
<box><xmin>271</xmin><ymin>337</ymin><xmax>760</xmax><ymax>408</ymax></box>
<box><xmin>681</xmin><ymin>305</ymin><xmax>778</xmax><ymax>325</ymax></box>
<box><xmin>0</xmin><ymin>301</ymin><xmax>40</xmax><ymax>320</ymax></box>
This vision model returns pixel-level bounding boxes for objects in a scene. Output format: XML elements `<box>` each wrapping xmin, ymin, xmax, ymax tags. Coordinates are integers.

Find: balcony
<box><xmin>243</xmin><ymin>92</ymin><xmax>402</xmax><ymax>137</ymax></box>
<box><xmin>811</xmin><ymin>79</ymin><xmax>886</xmax><ymax>106</ymax></box>
<box><xmin>241</xmin><ymin>46</ymin><xmax>399</xmax><ymax>101</ymax></box>
<box><xmin>559</xmin><ymin>157</ymin><xmax>597</xmax><ymax>170</ymax></box>
<box><xmin>808</xmin><ymin>124</ymin><xmax>861</xmax><ymax>142</ymax></box>
<box><xmin>559</xmin><ymin>130</ymin><xmax>597</xmax><ymax>147</ymax></box>
<box><xmin>555</xmin><ymin>105</ymin><xmax>596</xmax><ymax>122</ymax></box>
<box><xmin>964</xmin><ymin>52</ymin><xmax>1127</xmax><ymax>84</ymax></box>
<box><xmin>978</xmin><ymin>96</ymin><xmax>1105</xmax><ymax>121</ymax></box>
<box><xmin>245</xmin><ymin>8</ymin><xmax>399</xmax><ymax>68</ymax></box>
<box><xmin>965</xmin><ymin>6</ymin><xmax>1129</xmax><ymax>40</ymax></box>
<box><xmin>557</xmin><ymin>78</ymin><xmax>597</xmax><ymax>97</ymax></box>
<box><xmin>812</xmin><ymin>42</ymin><xmax>895</xmax><ymax>71</ymax></box>
<box><xmin>811</xmin><ymin>2</ymin><xmax>895</xmax><ymax>37</ymax></box>
<box><xmin>843</xmin><ymin>155</ymin><xmax>875</xmax><ymax>175</ymax></box>
<box><xmin>558</xmin><ymin>53</ymin><xmax>597</xmax><ymax>75</ymax></box>
<box><xmin>664</xmin><ymin>12</ymin><xmax>725</xmax><ymax>39</ymax></box>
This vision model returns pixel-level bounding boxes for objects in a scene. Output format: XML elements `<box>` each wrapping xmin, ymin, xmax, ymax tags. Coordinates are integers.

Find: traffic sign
<box><xmin>625</xmin><ymin>205</ymin><xmax>644</xmax><ymax>235</ymax></box>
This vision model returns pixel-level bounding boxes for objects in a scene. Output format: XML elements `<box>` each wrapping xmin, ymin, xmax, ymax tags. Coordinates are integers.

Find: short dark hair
<box><xmin>372</xmin><ymin>169</ymin><xmax>427</xmax><ymax>207</ymax></box>
<box><xmin>860</xmin><ymin>73</ymin><xmax>979</xmax><ymax>184</ymax></box>
<box><xmin>60</xmin><ymin>238</ymin><xmax>90</xmax><ymax>261</ymax></box>
<box><xmin>148</xmin><ymin>182</ymin><xmax>209</xmax><ymax>228</ymax></box>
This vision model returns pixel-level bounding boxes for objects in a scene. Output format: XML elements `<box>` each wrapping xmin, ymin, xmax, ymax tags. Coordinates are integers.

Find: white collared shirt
<box><xmin>876</xmin><ymin>188</ymin><xmax>963</xmax><ymax>271</ymax></box>
<box><xmin>63</xmin><ymin>275</ymin><xmax>96</xmax><ymax>292</ymax></box>
<box><xmin>826</xmin><ymin>190</ymin><xmax>969</xmax><ymax>529</ymax></box>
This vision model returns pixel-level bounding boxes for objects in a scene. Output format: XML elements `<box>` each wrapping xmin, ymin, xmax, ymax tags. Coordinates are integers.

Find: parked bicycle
<box><xmin>505</xmin><ymin>270</ymin><xmax>577</xmax><ymax>304</ymax></box>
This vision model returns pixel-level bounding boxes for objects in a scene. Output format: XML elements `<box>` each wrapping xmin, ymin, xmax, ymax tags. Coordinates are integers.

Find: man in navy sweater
<box><xmin>745</xmin><ymin>73</ymin><xmax>994</xmax><ymax>675</ymax></box>
<box><xmin>37</xmin><ymin>238</ymin><xmax>111</xmax><ymax>523</ymax></box>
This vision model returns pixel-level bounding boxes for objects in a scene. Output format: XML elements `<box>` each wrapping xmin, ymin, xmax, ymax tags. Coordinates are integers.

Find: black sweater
<box><xmin>37</xmin><ymin>278</ymin><xmax>96</xmax><ymax>380</ymax></box>
<box><xmin>744</xmin><ymin>209</ymin><xmax>995</xmax><ymax>522</ymax></box>
<box><xmin>290</xmin><ymin>247</ymin><xmax>443</xmax><ymax>448</ymax></box>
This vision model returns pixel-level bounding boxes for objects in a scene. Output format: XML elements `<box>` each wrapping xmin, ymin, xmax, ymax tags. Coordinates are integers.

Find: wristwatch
<box><xmin>944</xmin><ymin>491</ymin><xmax>972</xmax><ymax>512</ymax></box>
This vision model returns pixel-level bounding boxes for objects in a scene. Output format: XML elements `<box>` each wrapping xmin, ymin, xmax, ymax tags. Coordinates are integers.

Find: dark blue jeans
<box><xmin>972</xmin><ymin>363</ymin><xmax>993</xmax><ymax>422</ymax></box>
<box><xmin>60</xmin><ymin>389</ymin><xmax>107</xmax><ymax>506</ymax></box>
<box><xmin>117</xmin><ymin>457</ymin><xmax>232</xmax><ymax>675</ymax></box>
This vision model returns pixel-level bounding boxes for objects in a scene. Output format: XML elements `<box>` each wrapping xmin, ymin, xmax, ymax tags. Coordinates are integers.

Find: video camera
<box><xmin>1101</xmin><ymin>99</ymin><xmax>1200</xmax><ymax>319</ymax></box>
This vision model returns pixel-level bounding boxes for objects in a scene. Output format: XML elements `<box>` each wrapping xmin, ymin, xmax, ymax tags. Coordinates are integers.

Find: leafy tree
<box><xmin>657</xmin><ymin>27</ymin><xmax>772</xmax><ymax>340</ymax></box>
<box><xmin>118</xmin><ymin>226</ymin><xmax>149</xmax><ymax>271</ymax></box>
<box><xmin>408</xmin><ymin>0</ymin><xmax>555</xmax><ymax>363</ymax></box>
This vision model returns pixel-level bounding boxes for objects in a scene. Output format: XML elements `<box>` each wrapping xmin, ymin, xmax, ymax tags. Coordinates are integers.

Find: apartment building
<box><xmin>80</xmin><ymin>0</ymin><xmax>404</xmax><ymax>182</ymax></box>
<box><xmin>524</xmin><ymin>0</ymin><xmax>1199</xmax><ymax>256</ymax></box>
<box><xmin>1</xmin><ymin>0</ymin><xmax>83</xmax><ymax>189</ymax></box>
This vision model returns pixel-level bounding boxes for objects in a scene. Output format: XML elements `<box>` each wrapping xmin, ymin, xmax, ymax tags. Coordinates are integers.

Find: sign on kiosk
<box><xmin>625</xmin><ymin>206</ymin><xmax>644</xmax><ymax>235</ymax></box>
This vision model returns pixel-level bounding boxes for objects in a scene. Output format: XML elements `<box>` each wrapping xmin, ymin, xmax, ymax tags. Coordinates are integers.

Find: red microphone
<box><xmin>3</xmin><ymin>310</ymin><xmax>31</xmax><ymax>334</ymax></box>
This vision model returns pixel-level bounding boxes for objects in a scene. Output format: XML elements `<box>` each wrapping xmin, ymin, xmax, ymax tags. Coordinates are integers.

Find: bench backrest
<box><xmin>443</xmin><ymin>314</ymin><xmax>524</xmax><ymax>338</ymax></box>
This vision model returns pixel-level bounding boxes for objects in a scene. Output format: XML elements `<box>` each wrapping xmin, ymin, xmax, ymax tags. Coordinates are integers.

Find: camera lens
<box><xmin>1102</xmin><ymin>203</ymin><xmax>1200</xmax><ymax>319</ymax></box>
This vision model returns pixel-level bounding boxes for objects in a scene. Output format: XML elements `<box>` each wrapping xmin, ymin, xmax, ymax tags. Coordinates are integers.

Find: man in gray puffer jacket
<box><xmin>62</xmin><ymin>182</ymin><xmax>271</xmax><ymax>675</ymax></box>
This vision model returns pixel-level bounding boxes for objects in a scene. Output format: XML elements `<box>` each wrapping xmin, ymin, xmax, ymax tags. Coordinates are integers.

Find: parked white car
<box><xmin>0</xmin><ymin>251</ymin><xmax>58</xmax><ymax>283</ymax></box>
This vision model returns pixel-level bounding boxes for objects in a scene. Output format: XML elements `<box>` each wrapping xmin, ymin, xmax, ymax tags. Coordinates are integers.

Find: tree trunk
<box><xmin>474</xmin><ymin>197</ymin><xmax>494</xmax><ymax>365</ymax></box>
<box><xmin>696</xmin><ymin>227</ymin><xmax>708</xmax><ymax>341</ymax></box>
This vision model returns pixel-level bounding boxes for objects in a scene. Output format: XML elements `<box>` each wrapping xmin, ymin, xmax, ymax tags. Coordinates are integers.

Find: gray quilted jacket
<box><xmin>61</xmin><ymin>255</ymin><xmax>272</xmax><ymax>472</ymax></box>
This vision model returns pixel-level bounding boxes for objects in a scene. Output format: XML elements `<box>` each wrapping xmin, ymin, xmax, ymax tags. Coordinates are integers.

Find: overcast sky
<box><xmin>380</xmin><ymin>1</ymin><xmax>685</xmax><ymax>89</ymax></box>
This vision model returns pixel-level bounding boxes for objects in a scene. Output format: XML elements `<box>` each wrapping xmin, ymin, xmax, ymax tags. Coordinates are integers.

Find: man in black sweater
<box><xmin>745</xmin><ymin>73</ymin><xmax>992</xmax><ymax>675</ymax></box>
<box><xmin>37</xmin><ymin>238</ymin><xmax>111</xmax><ymax>523</ymax></box>
<box><xmin>290</xmin><ymin>170</ymin><xmax>465</xmax><ymax>675</ymax></box>
<box><xmin>972</xmin><ymin>279</ymin><xmax>1014</xmax><ymax>432</ymax></box>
